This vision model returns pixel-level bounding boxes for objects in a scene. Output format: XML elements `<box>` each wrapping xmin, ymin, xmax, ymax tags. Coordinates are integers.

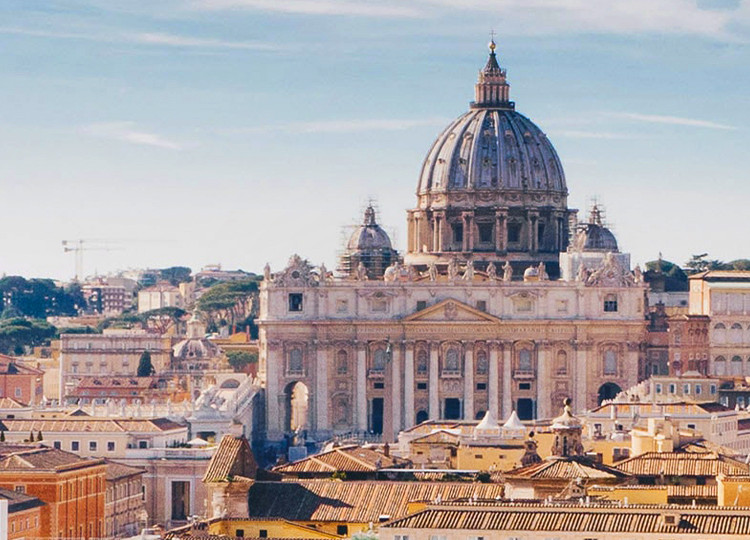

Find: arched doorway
<box><xmin>598</xmin><ymin>382</ymin><xmax>621</xmax><ymax>405</ymax></box>
<box><xmin>284</xmin><ymin>381</ymin><xmax>309</xmax><ymax>432</ymax></box>
<box><xmin>415</xmin><ymin>410</ymin><xmax>428</xmax><ymax>424</ymax></box>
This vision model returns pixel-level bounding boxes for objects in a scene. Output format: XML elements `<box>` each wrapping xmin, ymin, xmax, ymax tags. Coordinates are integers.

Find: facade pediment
<box><xmin>403</xmin><ymin>298</ymin><xmax>501</xmax><ymax>323</ymax></box>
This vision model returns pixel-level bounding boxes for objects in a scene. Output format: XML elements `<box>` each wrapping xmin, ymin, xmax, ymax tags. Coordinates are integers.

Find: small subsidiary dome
<box><xmin>572</xmin><ymin>204</ymin><xmax>619</xmax><ymax>253</ymax></box>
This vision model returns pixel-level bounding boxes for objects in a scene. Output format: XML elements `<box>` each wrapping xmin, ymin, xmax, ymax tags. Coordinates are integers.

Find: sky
<box><xmin>1</xmin><ymin>0</ymin><xmax>749</xmax><ymax>281</ymax></box>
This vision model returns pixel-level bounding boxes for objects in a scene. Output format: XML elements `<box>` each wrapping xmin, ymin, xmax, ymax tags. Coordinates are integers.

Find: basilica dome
<box><xmin>404</xmin><ymin>41</ymin><xmax>575</xmax><ymax>277</ymax></box>
<box><xmin>418</xmin><ymin>109</ymin><xmax>565</xmax><ymax>195</ymax></box>
<box><xmin>572</xmin><ymin>205</ymin><xmax>618</xmax><ymax>253</ymax></box>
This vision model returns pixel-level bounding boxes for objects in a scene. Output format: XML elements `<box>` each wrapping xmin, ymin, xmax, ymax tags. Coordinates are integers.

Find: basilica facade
<box><xmin>258</xmin><ymin>42</ymin><xmax>648</xmax><ymax>444</ymax></box>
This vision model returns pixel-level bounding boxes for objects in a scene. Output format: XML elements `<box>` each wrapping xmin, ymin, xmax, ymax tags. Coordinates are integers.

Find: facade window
<box><xmin>138</xmin><ymin>441</ymin><xmax>148</xmax><ymax>449</ymax></box>
<box><xmin>14</xmin><ymin>387</ymin><xmax>21</xmax><ymax>398</ymax></box>
<box><xmin>555</xmin><ymin>350</ymin><xmax>568</xmax><ymax>375</ymax></box>
<box><xmin>372</xmin><ymin>348</ymin><xmax>387</xmax><ymax>372</ymax></box>
<box><xmin>518</xmin><ymin>349</ymin><xmax>532</xmax><ymax>372</ymax></box>
<box><xmin>89</xmin><ymin>441</ymin><xmax>97</xmax><ymax>451</ymax></box>
<box><xmin>337</xmin><ymin>525</ymin><xmax>349</xmax><ymax>536</ymax></box>
<box><xmin>14</xmin><ymin>485</ymin><xmax>25</xmax><ymax>493</ymax></box>
<box><xmin>53</xmin><ymin>441</ymin><xmax>61</xmax><ymax>449</ymax></box>
<box><xmin>669</xmin><ymin>383</ymin><xmax>676</xmax><ymax>394</ymax></box>
<box><xmin>416</xmin><ymin>300</ymin><xmax>427</xmax><ymax>311</ymax></box>
<box><xmin>603</xmin><ymin>350</ymin><xmax>617</xmax><ymax>375</ymax></box>
<box><xmin>732</xmin><ymin>355</ymin><xmax>743</xmax><ymax>375</ymax></box>
<box><xmin>443</xmin><ymin>348</ymin><xmax>460</xmax><ymax>373</ymax></box>
<box><xmin>714</xmin><ymin>356</ymin><xmax>727</xmax><ymax>376</ymax></box>
<box><xmin>603</xmin><ymin>294</ymin><xmax>618</xmax><ymax>312</ymax></box>
<box><xmin>394</xmin><ymin>536</ymin><xmax>410</xmax><ymax>540</ymax></box>
<box><xmin>336</xmin><ymin>350</ymin><xmax>348</xmax><ymax>375</ymax></box>
<box><xmin>478</xmin><ymin>223</ymin><xmax>493</xmax><ymax>243</ymax></box>
<box><xmin>739</xmin><ymin>397</ymin><xmax>746</xmax><ymax>408</ymax></box>
<box><xmin>683</xmin><ymin>384</ymin><xmax>690</xmax><ymax>395</ymax></box>
<box><xmin>452</xmin><ymin>223</ymin><xmax>463</xmax><ymax>244</ymax></box>
<box><xmin>655</xmin><ymin>383</ymin><xmax>662</xmax><ymax>394</ymax></box>
<box><xmin>507</xmin><ymin>222</ymin><xmax>521</xmax><ymax>243</ymax></box>
<box><xmin>476</xmin><ymin>351</ymin><xmax>488</xmax><ymax>375</ymax></box>
<box><xmin>107</xmin><ymin>441</ymin><xmax>115</xmax><ymax>452</ymax></box>
<box><xmin>288</xmin><ymin>293</ymin><xmax>303</xmax><ymax>312</ymax></box>
<box><xmin>695</xmin><ymin>385</ymin><xmax>702</xmax><ymax>395</ymax></box>
<box><xmin>416</xmin><ymin>351</ymin><xmax>428</xmax><ymax>376</ymax></box>
<box><xmin>710</xmin><ymin>384</ymin><xmax>717</xmax><ymax>395</ymax></box>
<box><xmin>475</xmin><ymin>300</ymin><xmax>487</xmax><ymax>312</ymax></box>
<box><xmin>287</xmin><ymin>348</ymin><xmax>304</xmax><ymax>374</ymax></box>
<box><xmin>71</xmin><ymin>441</ymin><xmax>80</xmax><ymax>451</ymax></box>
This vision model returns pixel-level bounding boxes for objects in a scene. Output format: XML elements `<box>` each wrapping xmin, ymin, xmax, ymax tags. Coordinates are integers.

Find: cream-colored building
<box><xmin>58</xmin><ymin>329</ymin><xmax>173</xmax><ymax>399</ymax></box>
<box><xmin>689</xmin><ymin>271</ymin><xmax>750</xmax><ymax>377</ymax></box>
<box><xmin>258</xmin><ymin>43</ymin><xmax>648</xmax><ymax>445</ymax></box>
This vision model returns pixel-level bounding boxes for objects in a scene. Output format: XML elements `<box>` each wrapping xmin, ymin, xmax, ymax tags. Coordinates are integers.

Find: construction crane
<box><xmin>62</xmin><ymin>239</ymin><xmax>119</xmax><ymax>282</ymax></box>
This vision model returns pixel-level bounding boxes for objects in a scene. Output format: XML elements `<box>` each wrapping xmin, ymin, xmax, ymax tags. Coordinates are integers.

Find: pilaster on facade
<box><xmin>488</xmin><ymin>341</ymin><xmax>500</xmax><ymax>420</ymax></box>
<box><xmin>356</xmin><ymin>344</ymin><xmax>367</xmax><ymax>431</ymax></box>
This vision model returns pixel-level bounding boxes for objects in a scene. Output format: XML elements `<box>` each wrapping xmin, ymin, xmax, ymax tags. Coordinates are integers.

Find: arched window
<box><xmin>731</xmin><ymin>355</ymin><xmax>743</xmax><ymax>375</ymax></box>
<box><xmin>336</xmin><ymin>350</ymin><xmax>348</xmax><ymax>375</ymax></box>
<box><xmin>603</xmin><ymin>349</ymin><xmax>617</xmax><ymax>376</ymax></box>
<box><xmin>714</xmin><ymin>356</ymin><xmax>726</xmax><ymax>376</ymax></box>
<box><xmin>714</xmin><ymin>323</ymin><xmax>726</xmax><ymax>343</ymax></box>
<box><xmin>288</xmin><ymin>348</ymin><xmax>303</xmax><ymax>374</ymax></box>
<box><xmin>518</xmin><ymin>349</ymin><xmax>532</xmax><ymax>372</ymax></box>
<box><xmin>444</xmin><ymin>348</ymin><xmax>460</xmax><ymax>373</ymax></box>
<box><xmin>555</xmin><ymin>350</ymin><xmax>568</xmax><ymax>376</ymax></box>
<box><xmin>476</xmin><ymin>351</ymin><xmax>488</xmax><ymax>375</ymax></box>
<box><xmin>731</xmin><ymin>323</ymin><xmax>743</xmax><ymax>344</ymax></box>
<box><xmin>372</xmin><ymin>348</ymin><xmax>387</xmax><ymax>372</ymax></box>
<box><xmin>416</xmin><ymin>350</ymin><xmax>428</xmax><ymax>376</ymax></box>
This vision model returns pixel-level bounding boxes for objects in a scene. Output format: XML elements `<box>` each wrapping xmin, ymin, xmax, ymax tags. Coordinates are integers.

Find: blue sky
<box><xmin>1</xmin><ymin>0</ymin><xmax>749</xmax><ymax>280</ymax></box>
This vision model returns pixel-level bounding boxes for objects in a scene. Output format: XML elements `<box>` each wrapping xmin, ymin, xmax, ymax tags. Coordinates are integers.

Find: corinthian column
<box><xmin>404</xmin><ymin>342</ymin><xmax>415</xmax><ymax>428</ymax></box>
<box><xmin>489</xmin><ymin>342</ymin><xmax>499</xmax><ymax>420</ymax></box>
<box><xmin>463</xmin><ymin>345</ymin><xmax>474</xmax><ymax>420</ymax></box>
<box><xmin>429</xmin><ymin>343</ymin><xmax>439</xmax><ymax>419</ymax></box>
<box><xmin>356</xmin><ymin>344</ymin><xmax>367</xmax><ymax>431</ymax></box>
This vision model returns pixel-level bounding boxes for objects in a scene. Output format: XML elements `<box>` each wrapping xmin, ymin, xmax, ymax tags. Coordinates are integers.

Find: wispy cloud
<box><xmin>191</xmin><ymin>0</ymin><xmax>421</xmax><ymax>17</ymax></box>
<box><xmin>0</xmin><ymin>27</ymin><xmax>275</xmax><ymax>50</ymax></box>
<box><xmin>82</xmin><ymin>122</ymin><xmax>183</xmax><ymax>150</ymax></box>
<box><xmin>549</xmin><ymin>130</ymin><xmax>636</xmax><ymax>140</ymax></box>
<box><xmin>609</xmin><ymin>112</ymin><xmax>737</xmax><ymax>130</ymax></box>
<box><xmin>226</xmin><ymin>118</ymin><xmax>449</xmax><ymax>135</ymax></box>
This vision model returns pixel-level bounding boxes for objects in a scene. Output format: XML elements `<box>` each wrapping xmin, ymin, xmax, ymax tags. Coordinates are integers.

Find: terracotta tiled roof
<box><xmin>666</xmin><ymin>484</ymin><xmax>717</xmax><ymax>498</ymax></box>
<box><xmin>0</xmin><ymin>446</ymin><xmax>104</xmax><ymax>472</ymax></box>
<box><xmin>105</xmin><ymin>459</ymin><xmax>145</xmax><ymax>481</ymax></box>
<box><xmin>0</xmin><ymin>417</ymin><xmax>184</xmax><ymax>433</ymax></box>
<box><xmin>246</xmin><ymin>480</ymin><xmax>504</xmax><ymax>523</ymax></box>
<box><xmin>273</xmin><ymin>445</ymin><xmax>406</xmax><ymax>474</ymax></box>
<box><xmin>383</xmin><ymin>504</ymin><xmax>750</xmax><ymax>535</ymax></box>
<box><xmin>504</xmin><ymin>457</ymin><xmax>629</xmax><ymax>481</ymax></box>
<box><xmin>614</xmin><ymin>451</ymin><xmax>750</xmax><ymax>477</ymax></box>
<box><xmin>0</xmin><ymin>397</ymin><xmax>27</xmax><ymax>409</ymax></box>
<box><xmin>0</xmin><ymin>359</ymin><xmax>43</xmax><ymax>376</ymax></box>
<box><xmin>203</xmin><ymin>435</ymin><xmax>257</xmax><ymax>483</ymax></box>
<box><xmin>410</xmin><ymin>431</ymin><xmax>461</xmax><ymax>445</ymax></box>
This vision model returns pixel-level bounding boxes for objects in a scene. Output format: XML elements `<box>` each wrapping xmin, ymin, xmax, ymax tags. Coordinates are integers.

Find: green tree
<box><xmin>226</xmin><ymin>350</ymin><xmax>258</xmax><ymax>372</ymax></box>
<box><xmin>140</xmin><ymin>307</ymin><xmax>186</xmax><ymax>334</ymax></box>
<box><xmin>0</xmin><ymin>318</ymin><xmax>57</xmax><ymax>355</ymax></box>
<box><xmin>644</xmin><ymin>259</ymin><xmax>689</xmax><ymax>292</ymax></box>
<box><xmin>137</xmin><ymin>351</ymin><xmax>155</xmax><ymax>377</ymax></box>
<box><xmin>197</xmin><ymin>278</ymin><xmax>260</xmax><ymax>330</ymax></box>
<box><xmin>729</xmin><ymin>259</ymin><xmax>750</xmax><ymax>271</ymax></box>
<box><xmin>160</xmin><ymin>266</ymin><xmax>192</xmax><ymax>286</ymax></box>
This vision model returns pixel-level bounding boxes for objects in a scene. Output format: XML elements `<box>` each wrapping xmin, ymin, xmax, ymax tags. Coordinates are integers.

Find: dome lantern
<box><xmin>472</xmin><ymin>39</ymin><xmax>513</xmax><ymax>110</ymax></box>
